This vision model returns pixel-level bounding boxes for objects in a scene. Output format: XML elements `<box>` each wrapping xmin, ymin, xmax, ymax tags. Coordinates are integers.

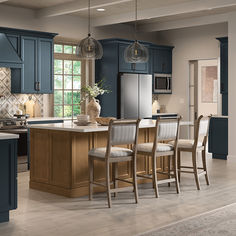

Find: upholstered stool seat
<box><xmin>89</xmin><ymin>147</ymin><xmax>133</xmax><ymax>158</ymax></box>
<box><xmin>137</xmin><ymin>143</ymin><xmax>173</xmax><ymax>153</ymax></box>
<box><xmin>169</xmin><ymin>139</ymin><xmax>202</xmax><ymax>149</ymax></box>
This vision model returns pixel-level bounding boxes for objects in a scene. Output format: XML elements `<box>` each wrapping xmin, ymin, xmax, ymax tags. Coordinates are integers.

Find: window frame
<box><xmin>53</xmin><ymin>42</ymin><xmax>84</xmax><ymax>120</ymax></box>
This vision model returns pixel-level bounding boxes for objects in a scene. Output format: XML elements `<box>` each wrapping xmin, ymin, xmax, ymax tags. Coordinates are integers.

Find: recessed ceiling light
<box><xmin>97</xmin><ymin>8</ymin><xmax>105</xmax><ymax>12</ymax></box>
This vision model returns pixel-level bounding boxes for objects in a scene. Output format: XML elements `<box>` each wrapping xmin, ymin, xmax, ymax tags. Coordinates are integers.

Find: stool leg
<box><xmin>89</xmin><ymin>157</ymin><xmax>93</xmax><ymax>200</ymax></box>
<box><xmin>168</xmin><ymin>156</ymin><xmax>171</xmax><ymax>187</ymax></box>
<box><xmin>152</xmin><ymin>155</ymin><xmax>159</xmax><ymax>198</ymax></box>
<box><xmin>132</xmin><ymin>155</ymin><xmax>139</xmax><ymax>204</ymax></box>
<box><xmin>112</xmin><ymin>163</ymin><xmax>118</xmax><ymax>197</ymax></box>
<box><xmin>202</xmin><ymin>149</ymin><xmax>210</xmax><ymax>185</ymax></box>
<box><xmin>173</xmin><ymin>154</ymin><xmax>180</xmax><ymax>194</ymax></box>
<box><xmin>178</xmin><ymin>150</ymin><xmax>181</xmax><ymax>182</ymax></box>
<box><xmin>106</xmin><ymin>161</ymin><xmax>112</xmax><ymax>208</ymax></box>
<box><xmin>192</xmin><ymin>151</ymin><xmax>201</xmax><ymax>190</ymax></box>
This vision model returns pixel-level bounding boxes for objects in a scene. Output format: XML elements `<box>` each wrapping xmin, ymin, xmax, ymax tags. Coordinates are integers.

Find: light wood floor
<box><xmin>1</xmin><ymin>153</ymin><xmax>236</xmax><ymax>236</ymax></box>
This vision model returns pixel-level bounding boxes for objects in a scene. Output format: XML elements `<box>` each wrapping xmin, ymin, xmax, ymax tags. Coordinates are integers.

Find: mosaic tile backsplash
<box><xmin>0</xmin><ymin>68</ymin><xmax>43</xmax><ymax>118</ymax></box>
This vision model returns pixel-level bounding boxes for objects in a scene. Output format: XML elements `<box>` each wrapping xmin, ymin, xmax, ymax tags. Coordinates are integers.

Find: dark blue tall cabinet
<box><xmin>208</xmin><ymin>37</ymin><xmax>228</xmax><ymax>160</ymax></box>
<box><xmin>0</xmin><ymin>138</ymin><xmax>18</xmax><ymax>223</ymax></box>
<box><xmin>95</xmin><ymin>38</ymin><xmax>173</xmax><ymax>117</ymax></box>
<box><xmin>0</xmin><ymin>27</ymin><xmax>57</xmax><ymax>94</ymax></box>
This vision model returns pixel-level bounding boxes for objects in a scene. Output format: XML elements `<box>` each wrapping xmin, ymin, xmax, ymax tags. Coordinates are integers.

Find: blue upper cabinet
<box><xmin>152</xmin><ymin>47</ymin><xmax>173</xmax><ymax>74</ymax></box>
<box><xmin>0</xmin><ymin>27</ymin><xmax>57</xmax><ymax>94</ymax></box>
<box><xmin>20</xmin><ymin>36</ymin><xmax>38</xmax><ymax>93</ymax></box>
<box><xmin>119</xmin><ymin>42</ymin><xmax>149</xmax><ymax>73</ymax></box>
<box><xmin>12</xmin><ymin>36</ymin><xmax>55</xmax><ymax>94</ymax></box>
<box><xmin>38</xmin><ymin>38</ymin><xmax>54</xmax><ymax>93</ymax></box>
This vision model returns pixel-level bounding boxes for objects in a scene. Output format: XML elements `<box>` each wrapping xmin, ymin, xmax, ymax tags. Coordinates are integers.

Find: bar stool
<box><xmin>170</xmin><ymin>115</ymin><xmax>210</xmax><ymax>190</ymax></box>
<box><xmin>88</xmin><ymin>119</ymin><xmax>140</xmax><ymax>208</ymax></box>
<box><xmin>137</xmin><ymin>117</ymin><xmax>181</xmax><ymax>198</ymax></box>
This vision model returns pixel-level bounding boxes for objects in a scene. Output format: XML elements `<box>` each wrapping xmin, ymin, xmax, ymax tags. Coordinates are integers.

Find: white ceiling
<box><xmin>1</xmin><ymin>0</ymin><xmax>235</xmax><ymax>31</ymax></box>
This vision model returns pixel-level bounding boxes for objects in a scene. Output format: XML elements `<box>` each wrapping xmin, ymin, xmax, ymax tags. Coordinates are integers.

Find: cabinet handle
<box><xmin>35</xmin><ymin>82</ymin><xmax>38</xmax><ymax>91</ymax></box>
<box><xmin>35</xmin><ymin>82</ymin><xmax>40</xmax><ymax>91</ymax></box>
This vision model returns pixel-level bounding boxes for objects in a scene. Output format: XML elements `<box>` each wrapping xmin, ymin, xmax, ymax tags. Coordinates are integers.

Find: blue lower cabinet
<box><xmin>208</xmin><ymin>117</ymin><xmax>228</xmax><ymax>160</ymax></box>
<box><xmin>0</xmin><ymin>139</ymin><xmax>17</xmax><ymax>223</ymax></box>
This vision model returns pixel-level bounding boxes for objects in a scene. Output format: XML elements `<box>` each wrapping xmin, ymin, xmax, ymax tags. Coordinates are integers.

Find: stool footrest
<box><xmin>115</xmin><ymin>178</ymin><xmax>133</xmax><ymax>185</ymax></box>
<box><xmin>110</xmin><ymin>186</ymin><xmax>133</xmax><ymax>193</ymax></box>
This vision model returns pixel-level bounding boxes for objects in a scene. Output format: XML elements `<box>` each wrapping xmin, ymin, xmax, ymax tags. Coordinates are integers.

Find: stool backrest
<box><xmin>153</xmin><ymin>117</ymin><xmax>181</xmax><ymax>153</ymax></box>
<box><xmin>106</xmin><ymin>119</ymin><xmax>141</xmax><ymax>158</ymax></box>
<box><xmin>194</xmin><ymin>115</ymin><xmax>211</xmax><ymax>147</ymax></box>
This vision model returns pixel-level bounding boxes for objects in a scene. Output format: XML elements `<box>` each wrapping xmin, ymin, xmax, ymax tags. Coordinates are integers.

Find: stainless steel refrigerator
<box><xmin>120</xmin><ymin>73</ymin><xmax>152</xmax><ymax>119</ymax></box>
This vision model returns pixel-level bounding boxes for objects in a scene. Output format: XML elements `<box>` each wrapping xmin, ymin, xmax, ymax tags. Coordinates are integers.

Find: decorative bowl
<box><xmin>95</xmin><ymin>117</ymin><xmax>116</xmax><ymax>126</ymax></box>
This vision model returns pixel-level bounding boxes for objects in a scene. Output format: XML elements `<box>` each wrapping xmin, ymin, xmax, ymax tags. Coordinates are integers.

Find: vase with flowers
<box><xmin>80</xmin><ymin>80</ymin><xmax>110</xmax><ymax>124</ymax></box>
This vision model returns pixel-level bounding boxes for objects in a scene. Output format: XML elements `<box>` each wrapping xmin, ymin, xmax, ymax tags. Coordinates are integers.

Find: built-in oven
<box><xmin>153</xmin><ymin>73</ymin><xmax>172</xmax><ymax>94</ymax></box>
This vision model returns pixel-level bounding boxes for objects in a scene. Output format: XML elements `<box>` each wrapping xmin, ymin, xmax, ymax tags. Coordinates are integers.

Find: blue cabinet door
<box><xmin>0</xmin><ymin>139</ymin><xmax>17</xmax><ymax>223</ymax></box>
<box><xmin>38</xmin><ymin>38</ymin><xmax>53</xmax><ymax>94</ymax></box>
<box><xmin>21</xmin><ymin>36</ymin><xmax>37</xmax><ymax>93</ymax></box>
<box><xmin>208</xmin><ymin>117</ymin><xmax>228</xmax><ymax>159</ymax></box>
<box><xmin>153</xmin><ymin>48</ymin><xmax>172</xmax><ymax>74</ymax></box>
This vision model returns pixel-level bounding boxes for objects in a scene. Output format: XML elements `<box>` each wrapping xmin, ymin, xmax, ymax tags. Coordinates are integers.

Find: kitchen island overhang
<box><xmin>29</xmin><ymin>120</ymin><xmax>190</xmax><ymax>198</ymax></box>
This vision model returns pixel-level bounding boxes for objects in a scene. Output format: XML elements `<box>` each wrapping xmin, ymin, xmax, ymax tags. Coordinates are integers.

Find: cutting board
<box><xmin>34</xmin><ymin>100</ymin><xmax>41</xmax><ymax>117</ymax></box>
<box><xmin>25</xmin><ymin>99</ymin><xmax>35</xmax><ymax>118</ymax></box>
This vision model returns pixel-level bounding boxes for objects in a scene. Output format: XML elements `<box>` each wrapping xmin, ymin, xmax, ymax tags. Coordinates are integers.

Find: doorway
<box><xmin>189</xmin><ymin>59</ymin><xmax>220</xmax><ymax>139</ymax></box>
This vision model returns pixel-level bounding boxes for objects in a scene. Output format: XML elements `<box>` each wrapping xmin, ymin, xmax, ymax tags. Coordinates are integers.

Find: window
<box><xmin>53</xmin><ymin>43</ymin><xmax>82</xmax><ymax>119</ymax></box>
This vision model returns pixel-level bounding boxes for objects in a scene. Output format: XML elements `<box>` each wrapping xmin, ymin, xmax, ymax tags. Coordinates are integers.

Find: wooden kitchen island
<box><xmin>29</xmin><ymin>120</ymin><xmax>168</xmax><ymax>198</ymax></box>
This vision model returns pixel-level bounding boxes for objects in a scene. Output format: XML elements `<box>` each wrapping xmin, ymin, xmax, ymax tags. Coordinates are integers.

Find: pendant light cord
<box><xmin>134</xmin><ymin>0</ymin><xmax>137</xmax><ymax>41</ymax></box>
<box><xmin>88</xmin><ymin>0</ymin><xmax>91</xmax><ymax>37</ymax></box>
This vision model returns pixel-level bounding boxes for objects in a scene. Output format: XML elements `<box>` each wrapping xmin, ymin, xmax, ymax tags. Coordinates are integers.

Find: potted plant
<box><xmin>80</xmin><ymin>80</ymin><xmax>110</xmax><ymax>124</ymax></box>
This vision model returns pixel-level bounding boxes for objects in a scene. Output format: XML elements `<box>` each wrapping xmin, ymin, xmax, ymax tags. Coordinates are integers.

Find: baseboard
<box><xmin>227</xmin><ymin>155</ymin><xmax>236</xmax><ymax>159</ymax></box>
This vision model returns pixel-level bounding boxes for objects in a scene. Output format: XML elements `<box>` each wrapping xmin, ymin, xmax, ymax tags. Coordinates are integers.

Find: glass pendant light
<box><xmin>76</xmin><ymin>0</ymin><xmax>103</xmax><ymax>59</ymax></box>
<box><xmin>124</xmin><ymin>0</ymin><xmax>149</xmax><ymax>63</ymax></box>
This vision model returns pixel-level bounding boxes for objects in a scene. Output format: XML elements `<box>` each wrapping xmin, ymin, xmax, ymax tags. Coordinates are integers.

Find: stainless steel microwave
<box><xmin>153</xmin><ymin>73</ymin><xmax>172</xmax><ymax>93</ymax></box>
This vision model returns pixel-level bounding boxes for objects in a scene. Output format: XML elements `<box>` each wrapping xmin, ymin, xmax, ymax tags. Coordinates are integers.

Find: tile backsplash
<box><xmin>0</xmin><ymin>68</ymin><xmax>43</xmax><ymax>118</ymax></box>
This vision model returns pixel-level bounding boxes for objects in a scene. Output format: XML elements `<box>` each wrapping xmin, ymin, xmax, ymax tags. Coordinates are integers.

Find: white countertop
<box><xmin>0</xmin><ymin>133</ymin><xmax>19</xmax><ymax>140</ymax></box>
<box><xmin>29</xmin><ymin>120</ymin><xmax>193</xmax><ymax>133</ymax></box>
<box><xmin>211</xmin><ymin>116</ymin><xmax>228</xmax><ymax>118</ymax></box>
<box><xmin>152</xmin><ymin>113</ymin><xmax>178</xmax><ymax>116</ymax></box>
<box><xmin>27</xmin><ymin>117</ymin><xmax>64</xmax><ymax>122</ymax></box>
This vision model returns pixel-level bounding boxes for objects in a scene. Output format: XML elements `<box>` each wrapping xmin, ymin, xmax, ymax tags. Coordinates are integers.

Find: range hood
<box><xmin>0</xmin><ymin>33</ymin><xmax>22</xmax><ymax>68</ymax></box>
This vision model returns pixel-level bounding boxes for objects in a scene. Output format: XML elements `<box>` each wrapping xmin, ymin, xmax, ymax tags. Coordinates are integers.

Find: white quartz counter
<box><xmin>0</xmin><ymin>133</ymin><xmax>19</xmax><ymax>140</ymax></box>
<box><xmin>27</xmin><ymin>117</ymin><xmax>64</xmax><ymax>122</ymax></box>
<box><xmin>29</xmin><ymin>120</ymin><xmax>193</xmax><ymax>133</ymax></box>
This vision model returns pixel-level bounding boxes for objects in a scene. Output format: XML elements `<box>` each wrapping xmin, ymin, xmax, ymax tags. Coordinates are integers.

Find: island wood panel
<box><xmin>30</xmin><ymin>127</ymin><xmax>168</xmax><ymax>198</ymax></box>
<box><xmin>30</xmin><ymin>129</ymin><xmax>50</xmax><ymax>184</ymax></box>
<box><xmin>71</xmin><ymin>132</ymin><xmax>91</xmax><ymax>187</ymax></box>
<box><xmin>51</xmin><ymin>131</ymin><xmax>72</xmax><ymax>188</ymax></box>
